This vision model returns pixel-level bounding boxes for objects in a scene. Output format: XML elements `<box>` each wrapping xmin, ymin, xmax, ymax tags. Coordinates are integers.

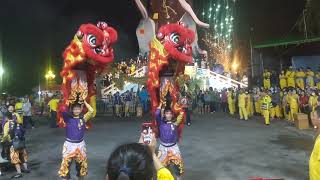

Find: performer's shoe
<box><xmin>12</xmin><ymin>173</ymin><xmax>23</xmax><ymax>179</ymax></box>
<box><xmin>187</xmin><ymin>123</ymin><xmax>191</xmax><ymax>126</ymax></box>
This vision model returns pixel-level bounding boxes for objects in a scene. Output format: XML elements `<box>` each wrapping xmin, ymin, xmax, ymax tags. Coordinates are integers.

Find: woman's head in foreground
<box><xmin>106</xmin><ymin>143</ymin><xmax>154</xmax><ymax>180</ymax></box>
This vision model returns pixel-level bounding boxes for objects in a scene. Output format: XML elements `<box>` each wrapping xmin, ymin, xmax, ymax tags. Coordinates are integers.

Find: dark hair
<box><xmin>7</xmin><ymin>104</ymin><xmax>14</xmax><ymax>109</ymax></box>
<box><xmin>71</xmin><ymin>103</ymin><xmax>82</xmax><ymax>109</ymax></box>
<box><xmin>106</xmin><ymin>143</ymin><xmax>154</xmax><ymax>180</ymax></box>
<box><xmin>164</xmin><ymin>107</ymin><xmax>173</xmax><ymax>113</ymax></box>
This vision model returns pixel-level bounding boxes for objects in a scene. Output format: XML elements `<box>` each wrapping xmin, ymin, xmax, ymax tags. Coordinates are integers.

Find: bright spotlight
<box><xmin>0</xmin><ymin>66</ymin><xmax>4</xmax><ymax>76</ymax></box>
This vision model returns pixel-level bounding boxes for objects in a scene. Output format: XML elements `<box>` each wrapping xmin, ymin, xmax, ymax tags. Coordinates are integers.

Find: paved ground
<box><xmin>0</xmin><ymin>112</ymin><xmax>314</xmax><ymax>180</ymax></box>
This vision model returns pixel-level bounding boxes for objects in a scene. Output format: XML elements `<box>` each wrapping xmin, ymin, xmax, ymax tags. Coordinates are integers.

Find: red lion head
<box><xmin>76</xmin><ymin>21</ymin><xmax>118</xmax><ymax>64</ymax></box>
<box><xmin>156</xmin><ymin>22</ymin><xmax>195</xmax><ymax>63</ymax></box>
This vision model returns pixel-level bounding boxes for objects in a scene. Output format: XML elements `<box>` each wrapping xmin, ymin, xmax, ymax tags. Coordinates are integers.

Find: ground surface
<box><xmin>0</xmin><ymin>112</ymin><xmax>314</xmax><ymax>180</ymax></box>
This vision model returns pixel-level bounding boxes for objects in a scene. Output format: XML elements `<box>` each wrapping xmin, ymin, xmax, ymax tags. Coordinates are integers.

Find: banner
<box><xmin>292</xmin><ymin>56</ymin><xmax>320</xmax><ymax>71</ymax></box>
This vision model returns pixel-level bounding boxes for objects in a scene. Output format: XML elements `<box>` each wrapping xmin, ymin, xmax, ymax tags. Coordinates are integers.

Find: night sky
<box><xmin>0</xmin><ymin>0</ymin><xmax>305</xmax><ymax>95</ymax></box>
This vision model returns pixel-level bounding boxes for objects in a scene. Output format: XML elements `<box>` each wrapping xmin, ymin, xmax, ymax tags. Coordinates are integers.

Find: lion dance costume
<box><xmin>58</xmin><ymin>21</ymin><xmax>117</xmax><ymax>126</ymax></box>
<box><xmin>147</xmin><ymin>22</ymin><xmax>195</xmax><ymax>177</ymax></box>
<box><xmin>58</xmin><ymin>22</ymin><xmax>117</xmax><ymax>179</ymax></box>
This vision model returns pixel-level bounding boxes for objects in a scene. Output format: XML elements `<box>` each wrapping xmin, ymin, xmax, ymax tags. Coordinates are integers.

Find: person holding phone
<box><xmin>1</xmin><ymin>111</ymin><xmax>29</xmax><ymax>179</ymax></box>
<box><xmin>106</xmin><ymin>133</ymin><xmax>174</xmax><ymax>180</ymax></box>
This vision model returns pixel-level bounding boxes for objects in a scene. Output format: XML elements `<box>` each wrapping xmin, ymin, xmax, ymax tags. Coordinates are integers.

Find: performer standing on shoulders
<box><xmin>156</xmin><ymin>100</ymin><xmax>184</xmax><ymax>180</ymax></box>
<box><xmin>263</xmin><ymin>69</ymin><xmax>271</xmax><ymax>89</ymax></box>
<box><xmin>58</xmin><ymin>98</ymin><xmax>94</xmax><ymax>180</ymax></box>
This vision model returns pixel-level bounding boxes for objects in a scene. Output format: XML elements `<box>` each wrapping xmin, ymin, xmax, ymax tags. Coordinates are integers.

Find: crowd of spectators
<box><xmin>102</xmin><ymin>55</ymin><xmax>149</xmax><ymax>87</ymax></box>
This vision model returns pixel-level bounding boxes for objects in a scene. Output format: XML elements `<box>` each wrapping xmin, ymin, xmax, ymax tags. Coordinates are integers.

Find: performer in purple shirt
<box><xmin>58</xmin><ymin>100</ymin><xmax>94</xmax><ymax>180</ymax></box>
<box><xmin>155</xmin><ymin>104</ymin><xmax>184</xmax><ymax>179</ymax></box>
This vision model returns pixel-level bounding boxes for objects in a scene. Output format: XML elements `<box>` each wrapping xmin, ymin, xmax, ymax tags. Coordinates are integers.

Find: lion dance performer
<box><xmin>147</xmin><ymin>22</ymin><xmax>195</xmax><ymax>179</ymax></box>
<box><xmin>58</xmin><ymin>22</ymin><xmax>117</xmax><ymax>179</ymax></box>
<box><xmin>58</xmin><ymin>21</ymin><xmax>117</xmax><ymax>126</ymax></box>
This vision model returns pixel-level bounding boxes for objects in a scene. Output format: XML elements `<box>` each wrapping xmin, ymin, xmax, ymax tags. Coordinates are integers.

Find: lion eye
<box><xmin>87</xmin><ymin>34</ymin><xmax>97</xmax><ymax>47</ymax></box>
<box><xmin>169</xmin><ymin>33</ymin><xmax>180</xmax><ymax>45</ymax></box>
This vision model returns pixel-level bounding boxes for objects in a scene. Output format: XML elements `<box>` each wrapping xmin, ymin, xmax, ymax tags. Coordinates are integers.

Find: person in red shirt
<box><xmin>179</xmin><ymin>92</ymin><xmax>191</xmax><ymax>126</ymax></box>
<box><xmin>220</xmin><ymin>89</ymin><xmax>228</xmax><ymax>113</ymax></box>
<box><xmin>299</xmin><ymin>91</ymin><xmax>309</xmax><ymax>114</ymax></box>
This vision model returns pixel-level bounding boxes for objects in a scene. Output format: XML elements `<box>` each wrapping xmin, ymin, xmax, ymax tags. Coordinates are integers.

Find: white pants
<box><xmin>158</xmin><ymin>143</ymin><xmax>184</xmax><ymax>175</ymax></box>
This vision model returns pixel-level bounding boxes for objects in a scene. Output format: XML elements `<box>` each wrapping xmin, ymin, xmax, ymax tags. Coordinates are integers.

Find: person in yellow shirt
<box><xmin>295</xmin><ymin>68</ymin><xmax>306</xmax><ymax>90</ymax></box>
<box><xmin>246</xmin><ymin>91</ymin><xmax>254</xmax><ymax>118</ymax></box>
<box><xmin>286</xmin><ymin>67</ymin><xmax>296</xmax><ymax>88</ymax></box>
<box><xmin>15</xmin><ymin>99</ymin><xmax>23</xmax><ymax>116</ymax></box>
<box><xmin>261</xmin><ymin>91</ymin><xmax>272</xmax><ymax>125</ymax></box>
<box><xmin>288</xmin><ymin>90</ymin><xmax>299</xmax><ymax>122</ymax></box>
<box><xmin>282</xmin><ymin>90</ymin><xmax>289</xmax><ymax>120</ymax></box>
<box><xmin>253</xmin><ymin>89</ymin><xmax>261</xmax><ymax>115</ymax></box>
<box><xmin>285</xmin><ymin>90</ymin><xmax>292</xmax><ymax>121</ymax></box>
<box><xmin>1</xmin><ymin>105</ymin><xmax>27</xmax><ymax>179</ymax></box>
<box><xmin>130</xmin><ymin>64</ymin><xmax>136</xmax><ymax>74</ymax></box>
<box><xmin>227</xmin><ymin>89</ymin><xmax>235</xmax><ymax>115</ymax></box>
<box><xmin>263</xmin><ymin>69</ymin><xmax>271</xmax><ymax>89</ymax></box>
<box><xmin>316</xmin><ymin>71</ymin><xmax>320</xmax><ymax>89</ymax></box>
<box><xmin>306</xmin><ymin>67</ymin><xmax>315</xmax><ymax>88</ymax></box>
<box><xmin>279</xmin><ymin>70</ymin><xmax>287</xmax><ymax>90</ymax></box>
<box><xmin>309</xmin><ymin>106</ymin><xmax>320</xmax><ymax>180</ymax></box>
<box><xmin>238</xmin><ymin>89</ymin><xmax>248</xmax><ymax>120</ymax></box>
<box><xmin>47</xmin><ymin>96</ymin><xmax>60</xmax><ymax>128</ymax></box>
<box><xmin>1</xmin><ymin>104</ymin><xmax>23</xmax><ymax>160</ymax></box>
<box><xmin>309</xmin><ymin>92</ymin><xmax>318</xmax><ymax>113</ymax></box>
<box><xmin>2</xmin><ymin>104</ymin><xmax>23</xmax><ymax>125</ymax></box>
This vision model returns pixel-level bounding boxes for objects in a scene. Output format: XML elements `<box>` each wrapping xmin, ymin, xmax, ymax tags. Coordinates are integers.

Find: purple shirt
<box><xmin>62</xmin><ymin>112</ymin><xmax>86</xmax><ymax>142</ymax></box>
<box><xmin>8</xmin><ymin>120</ymin><xmax>25</xmax><ymax>139</ymax></box>
<box><xmin>156</xmin><ymin>109</ymin><xmax>178</xmax><ymax>145</ymax></box>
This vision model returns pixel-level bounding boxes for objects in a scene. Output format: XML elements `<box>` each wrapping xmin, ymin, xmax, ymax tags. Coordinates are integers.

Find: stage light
<box><xmin>45</xmin><ymin>70</ymin><xmax>56</xmax><ymax>80</ymax></box>
<box><xmin>232</xmin><ymin>62</ymin><xmax>238</xmax><ymax>70</ymax></box>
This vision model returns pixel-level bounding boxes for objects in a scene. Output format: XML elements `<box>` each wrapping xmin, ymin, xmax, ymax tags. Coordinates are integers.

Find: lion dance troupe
<box><xmin>50</xmin><ymin>15</ymin><xmax>198</xmax><ymax>179</ymax></box>
<box><xmin>0</xmin><ymin>0</ymin><xmax>208</xmax><ymax>178</ymax></box>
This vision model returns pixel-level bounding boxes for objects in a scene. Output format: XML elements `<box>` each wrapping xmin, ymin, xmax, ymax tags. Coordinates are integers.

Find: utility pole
<box><xmin>303</xmin><ymin>9</ymin><xmax>308</xmax><ymax>39</ymax></box>
<box><xmin>250</xmin><ymin>27</ymin><xmax>254</xmax><ymax>80</ymax></box>
<box><xmin>0</xmin><ymin>34</ymin><xmax>3</xmax><ymax>93</ymax></box>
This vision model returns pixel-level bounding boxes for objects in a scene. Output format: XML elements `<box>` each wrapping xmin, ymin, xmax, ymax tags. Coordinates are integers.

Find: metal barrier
<box><xmin>96</xmin><ymin>98</ymin><xmax>139</xmax><ymax>116</ymax></box>
<box><xmin>101</xmin><ymin>66</ymin><xmax>248</xmax><ymax>99</ymax></box>
<box><xmin>96</xmin><ymin>99</ymin><xmax>114</xmax><ymax>114</ymax></box>
<box><xmin>206</xmin><ymin>69</ymin><xmax>248</xmax><ymax>88</ymax></box>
